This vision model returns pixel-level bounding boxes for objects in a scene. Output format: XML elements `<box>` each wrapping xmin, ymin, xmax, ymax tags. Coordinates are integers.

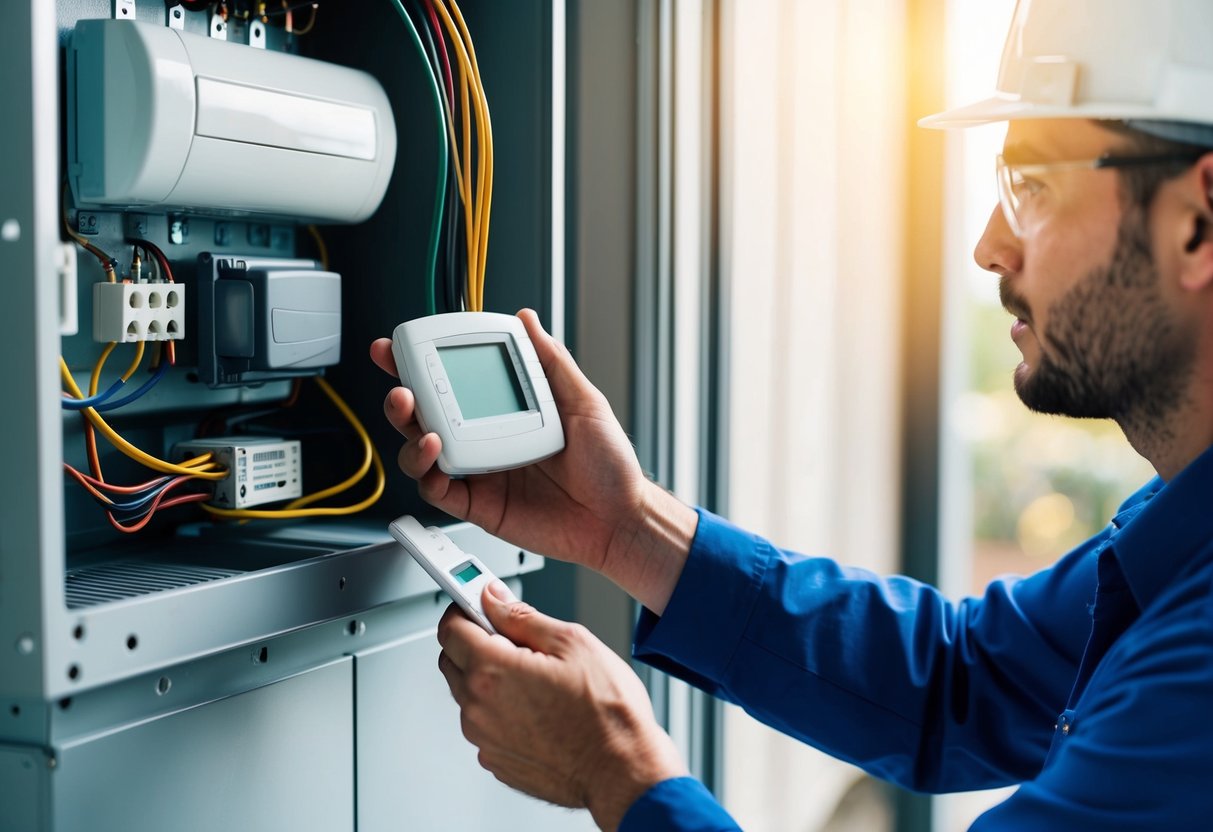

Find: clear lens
<box><xmin>995</xmin><ymin>155</ymin><xmax>1023</xmax><ymax>238</ymax></box>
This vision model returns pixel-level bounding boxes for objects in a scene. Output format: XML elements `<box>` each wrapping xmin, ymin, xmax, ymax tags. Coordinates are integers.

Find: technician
<box><xmin>370</xmin><ymin>1</ymin><xmax>1213</xmax><ymax>828</ymax></box>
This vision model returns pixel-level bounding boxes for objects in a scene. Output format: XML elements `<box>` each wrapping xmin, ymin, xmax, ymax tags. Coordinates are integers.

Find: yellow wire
<box><xmin>436</xmin><ymin>0</ymin><xmax>478</xmax><ymax>307</ymax></box>
<box><xmin>434</xmin><ymin>0</ymin><xmax>492</xmax><ymax>311</ymax></box>
<box><xmin>199</xmin><ymin>376</ymin><xmax>385</xmax><ymax>519</ymax></box>
<box><xmin>307</xmin><ymin>224</ymin><xmax>330</xmax><ymax>270</ymax></box>
<box><xmin>87</xmin><ymin>342</ymin><xmax>146</xmax><ymax>396</ymax></box>
<box><xmin>59</xmin><ymin>357</ymin><xmax>228</xmax><ymax>481</ymax></box>
<box><xmin>450</xmin><ymin>0</ymin><xmax>493</xmax><ymax>311</ymax></box>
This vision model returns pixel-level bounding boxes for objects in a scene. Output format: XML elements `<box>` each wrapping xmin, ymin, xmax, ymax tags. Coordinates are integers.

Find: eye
<box><xmin>1010</xmin><ymin>171</ymin><xmax>1046</xmax><ymax>199</ymax></box>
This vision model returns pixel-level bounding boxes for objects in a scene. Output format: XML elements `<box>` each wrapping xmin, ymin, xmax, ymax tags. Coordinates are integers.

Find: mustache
<box><xmin>999</xmin><ymin>275</ymin><xmax>1032</xmax><ymax>323</ymax></box>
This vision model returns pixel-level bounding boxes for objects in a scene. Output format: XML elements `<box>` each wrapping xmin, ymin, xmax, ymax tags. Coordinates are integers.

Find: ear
<box><xmin>1174</xmin><ymin>154</ymin><xmax>1213</xmax><ymax>292</ymax></box>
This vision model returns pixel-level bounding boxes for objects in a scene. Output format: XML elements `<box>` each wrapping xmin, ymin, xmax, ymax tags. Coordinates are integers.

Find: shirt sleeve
<box><xmin>633</xmin><ymin>509</ymin><xmax>1098</xmax><ymax>793</ymax></box>
<box><xmin>619</xmin><ymin>777</ymin><xmax>741</xmax><ymax>832</ymax></box>
<box><xmin>969</xmin><ymin>574</ymin><xmax>1213</xmax><ymax>830</ymax></box>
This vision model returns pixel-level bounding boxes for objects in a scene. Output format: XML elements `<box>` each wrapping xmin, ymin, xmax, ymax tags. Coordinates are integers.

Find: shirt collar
<box><xmin>1112</xmin><ymin>442</ymin><xmax>1213</xmax><ymax>611</ymax></box>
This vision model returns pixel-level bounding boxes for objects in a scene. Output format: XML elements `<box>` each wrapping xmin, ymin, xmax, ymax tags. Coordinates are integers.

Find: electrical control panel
<box><xmin>2</xmin><ymin>1</ymin><xmax>564</xmax><ymax>827</ymax></box>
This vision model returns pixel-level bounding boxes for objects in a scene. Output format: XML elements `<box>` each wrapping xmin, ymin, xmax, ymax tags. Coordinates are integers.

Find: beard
<box><xmin>1001</xmin><ymin>212</ymin><xmax>1195</xmax><ymax>426</ymax></box>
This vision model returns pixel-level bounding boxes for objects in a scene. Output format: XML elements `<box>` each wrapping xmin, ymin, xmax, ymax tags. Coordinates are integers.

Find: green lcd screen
<box><xmin>452</xmin><ymin>561</ymin><xmax>482</xmax><ymax>585</ymax></box>
<box><xmin>437</xmin><ymin>343</ymin><xmax>528</xmax><ymax>420</ymax></box>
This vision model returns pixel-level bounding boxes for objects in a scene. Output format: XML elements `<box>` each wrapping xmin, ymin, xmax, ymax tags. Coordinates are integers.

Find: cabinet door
<box><xmin>356</xmin><ymin>632</ymin><xmax>597</xmax><ymax>831</ymax></box>
<box><xmin>53</xmin><ymin>659</ymin><xmax>354</xmax><ymax>832</ymax></box>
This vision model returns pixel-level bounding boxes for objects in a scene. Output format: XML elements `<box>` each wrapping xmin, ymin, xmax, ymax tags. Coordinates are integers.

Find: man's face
<box><xmin>974</xmin><ymin>119</ymin><xmax>1196</xmax><ymax>425</ymax></box>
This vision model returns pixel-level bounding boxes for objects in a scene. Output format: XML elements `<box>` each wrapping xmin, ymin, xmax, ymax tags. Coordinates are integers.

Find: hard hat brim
<box><xmin>919</xmin><ymin>94</ymin><xmax>1163</xmax><ymax>129</ymax></box>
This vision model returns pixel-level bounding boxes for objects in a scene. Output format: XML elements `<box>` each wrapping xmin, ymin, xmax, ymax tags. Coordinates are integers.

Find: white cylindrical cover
<box><xmin>69</xmin><ymin>19</ymin><xmax>397</xmax><ymax>223</ymax></box>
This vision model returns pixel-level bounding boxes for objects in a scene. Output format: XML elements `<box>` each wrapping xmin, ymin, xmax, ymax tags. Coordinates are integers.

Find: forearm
<box><xmin>601</xmin><ymin>483</ymin><xmax>698</xmax><ymax>615</ymax></box>
<box><xmin>632</xmin><ymin>509</ymin><xmax>1097</xmax><ymax>792</ymax></box>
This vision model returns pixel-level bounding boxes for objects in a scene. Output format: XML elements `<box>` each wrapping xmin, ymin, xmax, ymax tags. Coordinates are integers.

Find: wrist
<box><xmin>602</xmin><ymin>482</ymin><xmax>698</xmax><ymax>615</ymax></box>
<box><xmin>584</xmin><ymin>729</ymin><xmax>688</xmax><ymax>832</ymax></box>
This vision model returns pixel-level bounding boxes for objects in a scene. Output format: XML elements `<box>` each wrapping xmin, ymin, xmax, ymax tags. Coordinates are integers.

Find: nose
<box><xmin>973</xmin><ymin>204</ymin><xmax>1022</xmax><ymax>277</ymax></box>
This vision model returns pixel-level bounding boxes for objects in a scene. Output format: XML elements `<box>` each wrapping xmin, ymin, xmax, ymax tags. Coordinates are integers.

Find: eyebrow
<box><xmin>1000</xmin><ymin>140</ymin><xmax>1053</xmax><ymax>165</ymax></box>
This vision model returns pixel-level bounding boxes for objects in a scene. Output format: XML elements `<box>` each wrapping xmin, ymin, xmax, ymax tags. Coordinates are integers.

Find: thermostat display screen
<box><xmin>438</xmin><ymin>343</ymin><xmax>527</xmax><ymax>419</ymax></box>
<box><xmin>451</xmin><ymin>561</ymin><xmax>483</xmax><ymax>585</ymax></box>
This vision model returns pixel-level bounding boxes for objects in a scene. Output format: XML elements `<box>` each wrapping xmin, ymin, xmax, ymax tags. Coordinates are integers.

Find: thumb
<box><xmin>516</xmin><ymin>308</ymin><xmax>598</xmax><ymax>408</ymax></box>
<box><xmin>481</xmin><ymin>580</ymin><xmax>573</xmax><ymax>655</ymax></box>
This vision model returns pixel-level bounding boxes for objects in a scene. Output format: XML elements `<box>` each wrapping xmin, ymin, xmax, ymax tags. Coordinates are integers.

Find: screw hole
<box><xmin>148</xmin><ymin>320</ymin><xmax>162</xmax><ymax>335</ymax></box>
<box><xmin>129</xmin><ymin>292</ymin><xmax>143</xmax><ymax>308</ymax></box>
<box><xmin>173</xmin><ymin>8</ymin><xmax>181</xmax><ymax>18</ymax></box>
<box><xmin>167</xmin><ymin>320</ymin><xmax>179</xmax><ymax>334</ymax></box>
<box><xmin>72</xmin><ymin>624</ymin><xmax>84</xmax><ymax>641</ymax></box>
<box><xmin>126</xmin><ymin>635</ymin><xmax>138</xmax><ymax>651</ymax></box>
<box><xmin>156</xmin><ymin>677</ymin><xmax>171</xmax><ymax>696</ymax></box>
<box><xmin>167</xmin><ymin>290</ymin><xmax>180</xmax><ymax>308</ymax></box>
<box><xmin>347</xmin><ymin>620</ymin><xmax>363</xmax><ymax>636</ymax></box>
<box><xmin>126</xmin><ymin>321</ymin><xmax>141</xmax><ymax>337</ymax></box>
<box><xmin>9</xmin><ymin>705</ymin><xmax>19</xmax><ymax>717</ymax></box>
<box><xmin>148</xmin><ymin>291</ymin><xmax>162</xmax><ymax>309</ymax></box>
<box><xmin>67</xmin><ymin>664</ymin><xmax>80</xmax><ymax>682</ymax></box>
<box><xmin>58</xmin><ymin>698</ymin><xmax>72</xmax><ymax>711</ymax></box>
<box><xmin>338</xmin><ymin>576</ymin><xmax>347</xmax><ymax>590</ymax></box>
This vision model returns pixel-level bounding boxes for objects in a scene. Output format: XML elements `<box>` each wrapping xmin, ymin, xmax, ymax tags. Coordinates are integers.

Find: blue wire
<box><xmin>61</xmin><ymin>378</ymin><xmax>125</xmax><ymax>411</ymax></box>
<box><xmin>105</xmin><ymin>479</ymin><xmax>176</xmax><ymax>515</ymax></box>
<box><xmin>94</xmin><ymin>361</ymin><xmax>169</xmax><ymax>412</ymax></box>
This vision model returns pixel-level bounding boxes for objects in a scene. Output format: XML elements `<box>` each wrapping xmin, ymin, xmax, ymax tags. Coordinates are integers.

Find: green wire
<box><xmin>390</xmin><ymin>0</ymin><xmax>447</xmax><ymax>316</ymax></box>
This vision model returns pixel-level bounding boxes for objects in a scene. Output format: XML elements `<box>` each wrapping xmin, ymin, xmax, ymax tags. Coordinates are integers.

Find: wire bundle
<box><xmin>393</xmin><ymin>0</ymin><xmax>493</xmax><ymax>314</ymax></box>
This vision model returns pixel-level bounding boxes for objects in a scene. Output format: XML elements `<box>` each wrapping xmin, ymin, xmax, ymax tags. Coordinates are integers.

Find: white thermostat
<box><xmin>389</xmin><ymin>514</ymin><xmax>498</xmax><ymax>634</ymax></box>
<box><xmin>391</xmin><ymin>312</ymin><xmax>564</xmax><ymax>475</ymax></box>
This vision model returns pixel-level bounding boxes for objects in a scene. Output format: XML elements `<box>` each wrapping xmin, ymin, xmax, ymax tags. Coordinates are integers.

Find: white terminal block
<box><xmin>93</xmin><ymin>281</ymin><xmax>186</xmax><ymax>343</ymax></box>
<box><xmin>174</xmin><ymin>437</ymin><xmax>301</xmax><ymax>509</ymax></box>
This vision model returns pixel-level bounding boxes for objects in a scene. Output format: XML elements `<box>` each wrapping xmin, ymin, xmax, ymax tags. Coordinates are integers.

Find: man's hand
<box><xmin>370</xmin><ymin>309</ymin><xmax>697</xmax><ymax>614</ymax></box>
<box><xmin>438</xmin><ymin>581</ymin><xmax>688</xmax><ymax>831</ymax></box>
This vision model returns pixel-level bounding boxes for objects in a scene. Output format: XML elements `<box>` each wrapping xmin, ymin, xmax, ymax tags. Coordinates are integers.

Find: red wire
<box><xmin>424</xmin><ymin>0</ymin><xmax>456</xmax><ymax>106</ymax></box>
<box><xmin>64</xmin><ymin>462</ymin><xmax>169</xmax><ymax>495</ymax></box>
<box><xmin>106</xmin><ymin>477</ymin><xmax>206</xmax><ymax>534</ymax></box>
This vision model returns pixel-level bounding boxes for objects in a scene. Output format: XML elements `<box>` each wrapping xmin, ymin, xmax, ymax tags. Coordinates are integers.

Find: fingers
<box><xmin>516</xmin><ymin>309</ymin><xmax>601</xmax><ymax>409</ymax></box>
<box><xmin>480</xmin><ymin>580</ymin><xmax>585</xmax><ymax>656</ymax></box>
<box><xmin>437</xmin><ymin>602</ymin><xmax>497</xmax><ymax>670</ymax></box>
<box><xmin>395</xmin><ymin>431</ymin><xmax>442</xmax><ymax>478</ymax></box>
<box><xmin>438</xmin><ymin>649</ymin><xmax>468</xmax><ymax>704</ymax></box>
<box><xmin>382</xmin><ymin>386</ymin><xmax>421</xmax><ymax>440</ymax></box>
<box><xmin>369</xmin><ymin>338</ymin><xmax>399</xmax><ymax>378</ymax></box>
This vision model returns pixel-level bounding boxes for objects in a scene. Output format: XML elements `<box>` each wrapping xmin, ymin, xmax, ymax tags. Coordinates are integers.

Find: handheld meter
<box><xmin>389</xmin><ymin>514</ymin><xmax>499</xmax><ymax>634</ymax></box>
<box><xmin>390</xmin><ymin>312</ymin><xmax>565</xmax><ymax>475</ymax></box>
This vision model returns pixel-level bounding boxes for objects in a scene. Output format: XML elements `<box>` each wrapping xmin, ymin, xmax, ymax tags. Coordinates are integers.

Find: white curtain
<box><xmin>718</xmin><ymin>0</ymin><xmax>909</xmax><ymax>828</ymax></box>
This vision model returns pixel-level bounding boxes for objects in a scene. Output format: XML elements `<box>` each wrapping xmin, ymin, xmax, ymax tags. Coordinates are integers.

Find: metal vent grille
<box><xmin>65</xmin><ymin>561</ymin><xmax>244</xmax><ymax>610</ymax></box>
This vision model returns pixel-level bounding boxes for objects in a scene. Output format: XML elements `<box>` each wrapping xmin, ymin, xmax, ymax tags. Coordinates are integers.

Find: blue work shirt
<box><xmin>621</xmin><ymin>444</ymin><xmax>1213</xmax><ymax>830</ymax></box>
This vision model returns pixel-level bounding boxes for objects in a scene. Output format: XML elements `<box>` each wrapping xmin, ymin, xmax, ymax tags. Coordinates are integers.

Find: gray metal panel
<box><xmin>0</xmin><ymin>745</ymin><xmax>50</xmax><ymax>831</ymax></box>
<box><xmin>0</xmin><ymin>0</ymin><xmax>64</xmax><ymax>704</ymax></box>
<box><xmin>52</xmin><ymin>658</ymin><xmax>354</xmax><ymax>832</ymax></box>
<box><xmin>354</xmin><ymin>586</ymin><xmax>597</xmax><ymax>832</ymax></box>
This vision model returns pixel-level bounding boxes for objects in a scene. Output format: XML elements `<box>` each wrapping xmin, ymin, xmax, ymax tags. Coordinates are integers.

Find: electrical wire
<box><xmin>62</xmin><ymin>184</ymin><xmax>117</xmax><ymax>280</ymax></box>
<box><xmin>200</xmin><ymin>377</ymin><xmax>384</xmax><ymax>519</ymax></box>
<box><xmin>429</xmin><ymin>0</ymin><xmax>493</xmax><ymax>311</ymax></box>
<box><xmin>390</xmin><ymin>0</ymin><xmax>448</xmax><ymax>316</ymax></box>
<box><xmin>61</xmin><ymin>341</ymin><xmax>144</xmax><ymax>410</ymax></box>
<box><xmin>307</xmin><ymin>225</ymin><xmax>330</xmax><ymax>270</ymax></box>
<box><xmin>60</xmin><ymin>360</ymin><xmax>227</xmax><ymax>481</ymax></box>
<box><xmin>94</xmin><ymin>360</ymin><xmax>169</xmax><ymax>412</ymax></box>
<box><xmin>410</xmin><ymin>0</ymin><xmax>458</xmax><ymax>312</ymax></box>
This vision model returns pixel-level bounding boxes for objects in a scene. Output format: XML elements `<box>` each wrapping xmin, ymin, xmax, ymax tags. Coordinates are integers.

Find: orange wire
<box><xmin>106</xmin><ymin>478</ymin><xmax>206</xmax><ymax>534</ymax></box>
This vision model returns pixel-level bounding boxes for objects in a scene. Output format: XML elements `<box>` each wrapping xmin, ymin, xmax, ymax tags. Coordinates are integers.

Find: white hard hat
<box><xmin>920</xmin><ymin>0</ymin><xmax>1213</xmax><ymax>141</ymax></box>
